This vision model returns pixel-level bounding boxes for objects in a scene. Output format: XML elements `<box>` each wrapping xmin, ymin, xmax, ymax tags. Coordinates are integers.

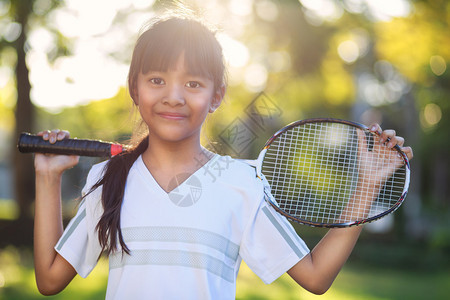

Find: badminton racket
<box><xmin>240</xmin><ymin>118</ymin><xmax>410</xmax><ymax>227</ymax></box>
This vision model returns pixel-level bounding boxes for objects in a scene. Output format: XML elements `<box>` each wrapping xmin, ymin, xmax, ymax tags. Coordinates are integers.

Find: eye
<box><xmin>149</xmin><ymin>78</ymin><xmax>165</xmax><ymax>85</ymax></box>
<box><xmin>186</xmin><ymin>81</ymin><xmax>201</xmax><ymax>88</ymax></box>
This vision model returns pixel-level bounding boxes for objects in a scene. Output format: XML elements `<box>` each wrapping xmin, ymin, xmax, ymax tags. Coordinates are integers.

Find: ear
<box><xmin>209</xmin><ymin>85</ymin><xmax>225</xmax><ymax>113</ymax></box>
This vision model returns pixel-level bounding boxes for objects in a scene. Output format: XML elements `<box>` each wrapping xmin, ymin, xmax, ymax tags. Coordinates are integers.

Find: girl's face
<box><xmin>136</xmin><ymin>54</ymin><xmax>223</xmax><ymax>144</ymax></box>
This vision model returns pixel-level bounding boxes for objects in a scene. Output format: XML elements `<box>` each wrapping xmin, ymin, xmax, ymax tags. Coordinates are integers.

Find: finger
<box><xmin>369</xmin><ymin>124</ymin><xmax>383</xmax><ymax>149</ymax></box>
<box><xmin>389</xmin><ymin>136</ymin><xmax>404</xmax><ymax>148</ymax></box>
<box><xmin>56</xmin><ymin>130</ymin><xmax>70</xmax><ymax>140</ymax></box>
<box><xmin>38</xmin><ymin>130</ymin><xmax>51</xmax><ymax>140</ymax></box>
<box><xmin>49</xmin><ymin>129</ymin><xmax>61</xmax><ymax>144</ymax></box>
<box><xmin>385</xmin><ymin>136</ymin><xmax>399</xmax><ymax>149</ymax></box>
<box><xmin>401</xmin><ymin>146</ymin><xmax>413</xmax><ymax>161</ymax></box>
<box><xmin>369</xmin><ymin>123</ymin><xmax>382</xmax><ymax>135</ymax></box>
<box><xmin>379</xmin><ymin>129</ymin><xmax>396</xmax><ymax>145</ymax></box>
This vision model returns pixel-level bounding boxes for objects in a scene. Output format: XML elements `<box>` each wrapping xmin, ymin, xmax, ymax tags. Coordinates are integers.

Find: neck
<box><xmin>141</xmin><ymin>134</ymin><xmax>214</xmax><ymax>174</ymax></box>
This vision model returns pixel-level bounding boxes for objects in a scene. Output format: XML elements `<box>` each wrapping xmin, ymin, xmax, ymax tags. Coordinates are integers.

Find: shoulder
<box><xmin>205</xmin><ymin>154</ymin><xmax>265</xmax><ymax>196</ymax></box>
<box><xmin>211</xmin><ymin>154</ymin><xmax>258</xmax><ymax>180</ymax></box>
<box><xmin>83</xmin><ymin>160</ymin><xmax>108</xmax><ymax>190</ymax></box>
<box><xmin>230</xmin><ymin>158</ymin><xmax>260</xmax><ymax>182</ymax></box>
<box><xmin>88</xmin><ymin>159</ymin><xmax>108</xmax><ymax>179</ymax></box>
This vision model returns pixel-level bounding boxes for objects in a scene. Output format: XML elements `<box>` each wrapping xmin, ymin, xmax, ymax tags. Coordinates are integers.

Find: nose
<box><xmin>163</xmin><ymin>84</ymin><xmax>185</xmax><ymax>106</ymax></box>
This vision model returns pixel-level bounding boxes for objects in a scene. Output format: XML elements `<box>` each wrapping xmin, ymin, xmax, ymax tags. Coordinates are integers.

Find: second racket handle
<box><xmin>17</xmin><ymin>133</ymin><xmax>125</xmax><ymax>157</ymax></box>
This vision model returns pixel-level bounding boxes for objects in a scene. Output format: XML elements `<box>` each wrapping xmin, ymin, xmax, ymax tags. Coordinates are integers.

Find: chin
<box><xmin>151</xmin><ymin>129</ymin><xmax>199</xmax><ymax>143</ymax></box>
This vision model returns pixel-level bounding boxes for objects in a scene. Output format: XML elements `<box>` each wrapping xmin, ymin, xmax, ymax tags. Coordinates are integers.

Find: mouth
<box><xmin>157</xmin><ymin>112</ymin><xmax>187</xmax><ymax>120</ymax></box>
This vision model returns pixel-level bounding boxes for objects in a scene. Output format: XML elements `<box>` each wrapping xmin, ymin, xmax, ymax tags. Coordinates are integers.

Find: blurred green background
<box><xmin>0</xmin><ymin>0</ymin><xmax>449</xmax><ymax>299</ymax></box>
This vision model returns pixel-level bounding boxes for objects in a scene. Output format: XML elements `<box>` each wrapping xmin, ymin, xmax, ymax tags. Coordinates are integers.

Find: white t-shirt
<box><xmin>55</xmin><ymin>154</ymin><xmax>310</xmax><ymax>299</ymax></box>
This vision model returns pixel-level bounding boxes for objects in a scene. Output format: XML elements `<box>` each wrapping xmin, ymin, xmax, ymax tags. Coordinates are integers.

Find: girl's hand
<box><xmin>340</xmin><ymin>124</ymin><xmax>413</xmax><ymax>222</ymax></box>
<box><xmin>368</xmin><ymin>123</ymin><xmax>413</xmax><ymax>161</ymax></box>
<box><xmin>358</xmin><ymin>124</ymin><xmax>413</xmax><ymax>191</ymax></box>
<box><xmin>357</xmin><ymin>123</ymin><xmax>413</xmax><ymax>188</ymax></box>
<box><xmin>34</xmin><ymin>130</ymin><xmax>79</xmax><ymax>175</ymax></box>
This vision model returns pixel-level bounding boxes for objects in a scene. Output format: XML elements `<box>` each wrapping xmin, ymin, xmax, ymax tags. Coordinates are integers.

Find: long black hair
<box><xmin>88</xmin><ymin>13</ymin><xmax>226</xmax><ymax>256</ymax></box>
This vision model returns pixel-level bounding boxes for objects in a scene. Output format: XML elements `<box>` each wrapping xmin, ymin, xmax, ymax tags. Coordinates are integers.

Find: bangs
<box><xmin>139</xmin><ymin>18</ymin><xmax>223</xmax><ymax>82</ymax></box>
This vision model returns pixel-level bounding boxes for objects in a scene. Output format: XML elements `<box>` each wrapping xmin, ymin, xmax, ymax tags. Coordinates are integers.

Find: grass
<box><xmin>0</xmin><ymin>246</ymin><xmax>449</xmax><ymax>299</ymax></box>
<box><xmin>237</xmin><ymin>263</ymin><xmax>450</xmax><ymax>300</ymax></box>
<box><xmin>0</xmin><ymin>246</ymin><xmax>108</xmax><ymax>300</ymax></box>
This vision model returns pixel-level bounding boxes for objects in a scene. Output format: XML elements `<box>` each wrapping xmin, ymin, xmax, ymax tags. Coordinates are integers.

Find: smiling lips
<box><xmin>157</xmin><ymin>112</ymin><xmax>187</xmax><ymax>120</ymax></box>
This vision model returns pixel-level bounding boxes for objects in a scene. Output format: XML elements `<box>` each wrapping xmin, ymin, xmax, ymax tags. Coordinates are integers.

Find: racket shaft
<box><xmin>17</xmin><ymin>133</ymin><xmax>124</xmax><ymax>157</ymax></box>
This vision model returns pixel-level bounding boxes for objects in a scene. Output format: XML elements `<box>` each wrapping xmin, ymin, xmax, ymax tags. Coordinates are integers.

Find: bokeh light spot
<box><xmin>430</xmin><ymin>55</ymin><xmax>446</xmax><ymax>76</ymax></box>
<box><xmin>422</xmin><ymin>103</ymin><xmax>442</xmax><ymax>127</ymax></box>
<box><xmin>338</xmin><ymin>40</ymin><xmax>359</xmax><ymax>63</ymax></box>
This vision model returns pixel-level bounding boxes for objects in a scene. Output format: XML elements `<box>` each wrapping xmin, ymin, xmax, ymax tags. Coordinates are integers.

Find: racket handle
<box><xmin>17</xmin><ymin>133</ymin><xmax>125</xmax><ymax>157</ymax></box>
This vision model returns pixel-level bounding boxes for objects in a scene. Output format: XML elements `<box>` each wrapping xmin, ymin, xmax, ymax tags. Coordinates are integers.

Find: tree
<box><xmin>11</xmin><ymin>0</ymin><xmax>34</xmax><ymax>221</ymax></box>
<box><xmin>0</xmin><ymin>0</ymin><xmax>65</xmax><ymax>243</ymax></box>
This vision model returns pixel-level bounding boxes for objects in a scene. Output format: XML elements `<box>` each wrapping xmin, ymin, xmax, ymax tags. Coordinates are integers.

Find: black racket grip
<box><xmin>17</xmin><ymin>133</ymin><xmax>125</xmax><ymax>157</ymax></box>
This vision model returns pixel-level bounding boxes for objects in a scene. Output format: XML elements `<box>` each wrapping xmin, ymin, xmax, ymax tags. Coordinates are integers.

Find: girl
<box><xmin>33</xmin><ymin>13</ymin><xmax>413</xmax><ymax>299</ymax></box>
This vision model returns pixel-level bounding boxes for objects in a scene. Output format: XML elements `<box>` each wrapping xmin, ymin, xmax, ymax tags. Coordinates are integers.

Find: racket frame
<box><xmin>255</xmin><ymin>118</ymin><xmax>410</xmax><ymax>228</ymax></box>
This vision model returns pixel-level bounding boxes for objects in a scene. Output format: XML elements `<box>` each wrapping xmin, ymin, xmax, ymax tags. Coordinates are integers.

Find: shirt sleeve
<box><xmin>54</xmin><ymin>162</ymin><xmax>105</xmax><ymax>278</ymax></box>
<box><xmin>239</xmin><ymin>174</ymin><xmax>310</xmax><ymax>284</ymax></box>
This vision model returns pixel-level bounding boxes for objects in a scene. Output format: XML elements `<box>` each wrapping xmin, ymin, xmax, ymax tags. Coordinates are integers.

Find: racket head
<box><xmin>260</xmin><ymin>118</ymin><xmax>410</xmax><ymax>228</ymax></box>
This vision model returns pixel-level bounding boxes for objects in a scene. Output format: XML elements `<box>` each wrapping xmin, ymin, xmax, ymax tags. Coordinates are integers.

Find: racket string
<box><xmin>262</xmin><ymin>122</ymin><xmax>407</xmax><ymax>225</ymax></box>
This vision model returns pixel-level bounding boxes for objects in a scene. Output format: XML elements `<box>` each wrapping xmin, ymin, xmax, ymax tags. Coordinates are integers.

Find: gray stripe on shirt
<box><xmin>262</xmin><ymin>206</ymin><xmax>306</xmax><ymax>258</ymax></box>
<box><xmin>121</xmin><ymin>226</ymin><xmax>240</xmax><ymax>261</ymax></box>
<box><xmin>109</xmin><ymin>249</ymin><xmax>235</xmax><ymax>283</ymax></box>
<box><xmin>56</xmin><ymin>208</ymin><xmax>87</xmax><ymax>251</ymax></box>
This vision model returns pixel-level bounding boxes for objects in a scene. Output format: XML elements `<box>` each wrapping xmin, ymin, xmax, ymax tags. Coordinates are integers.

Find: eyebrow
<box><xmin>144</xmin><ymin>69</ymin><xmax>212</xmax><ymax>80</ymax></box>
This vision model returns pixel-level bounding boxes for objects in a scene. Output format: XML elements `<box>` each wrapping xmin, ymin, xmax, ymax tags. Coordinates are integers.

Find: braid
<box><xmin>87</xmin><ymin>136</ymin><xmax>148</xmax><ymax>257</ymax></box>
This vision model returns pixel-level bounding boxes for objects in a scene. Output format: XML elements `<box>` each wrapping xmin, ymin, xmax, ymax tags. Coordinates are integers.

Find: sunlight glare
<box><xmin>255</xmin><ymin>0</ymin><xmax>279</xmax><ymax>22</ymax></box>
<box><xmin>360</xmin><ymin>74</ymin><xmax>385</xmax><ymax>107</ymax></box>
<box><xmin>337</xmin><ymin>40</ymin><xmax>359</xmax><ymax>64</ymax></box>
<box><xmin>267</xmin><ymin>51</ymin><xmax>291</xmax><ymax>72</ymax></box>
<box><xmin>244</xmin><ymin>63</ymin><xmax>268</xmax><ymax>91</ymax></box>
<box><xmin>131</xmin><ymin>0</ymin><xmax>155</xmax><ymax>10</ymax></box>
<box><xmin>29</xmin><ymin>0</ymin><xmax>145</xmax><ymax>110</ymax></box>
<box><xmin>27</xmin><ymin>27</ymin><xmax>54</xmax><ymax>53</ymax></box>
<box><xmin>339</xmin><ymin>0</ymin><xmax>411</xmax><ymax>21</ymax></box>
<box><xmin>29</xmin><ymin>48</ymin><xmax>128</xmax><ymax>111</ymax></box>
<box><xmin>363</xmin><ymin>0</ymin><xmax>411</xmax><ymax>21</ymax></box>
<box><xmin>57</xmin><ymin>0</ymin><xmax>126</xmax><ymax>38</ymax></box>
<box><xmin>299</xmin><ymin>0</ymin><xmax>343</xmax><ymax>25</ymax></box>
<box><xmin>229</xmin><ymin>0</ymin><xmax>253</xmax><ymax>16</ymax></box>
<box><xmin>126</xmin><ymin>11</ymin><xmax>156</xmax><ymax>33</ymax></box>
<box><xmin>218</xmin><ymin>34</ymin><xmax>249</xmax><ymax>68</ymax></box>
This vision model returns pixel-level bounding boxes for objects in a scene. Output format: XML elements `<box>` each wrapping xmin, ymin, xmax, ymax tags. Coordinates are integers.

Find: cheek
<box><xmin>193</xmin><ymin>98</ymin><xmax>213</xmax><ymax>117</ymax></box>
<box><xmin>136</xmin><ymin>85</ymin><xmax>158</xmax><ymax>106</ymax></box>
<box><xmin>136</xmin><ymin>97</ymin><xmax>155</xmax><ymax>123</ymax></box>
